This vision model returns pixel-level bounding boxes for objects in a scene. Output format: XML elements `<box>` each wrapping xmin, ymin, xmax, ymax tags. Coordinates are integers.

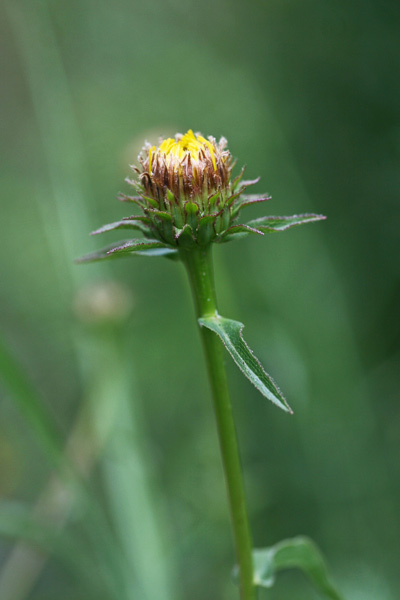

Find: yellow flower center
<box><xmin>149</xmin><ymin>130</ymin><xmax>217</xmax><ymax>173</ymax></box>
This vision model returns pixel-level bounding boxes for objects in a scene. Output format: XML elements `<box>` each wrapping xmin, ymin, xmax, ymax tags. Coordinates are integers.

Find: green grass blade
<box><xmin>0</xmin><ymin>336</ymin><xmax>64</xmax><ymax>463</ymax></box>
<box><xmin>0</xmin><ymin>501</ymin><xmax>104</xmax><ymax>599</ymax></box>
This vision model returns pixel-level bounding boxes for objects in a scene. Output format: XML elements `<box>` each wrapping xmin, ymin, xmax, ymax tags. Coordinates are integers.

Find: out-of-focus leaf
<box><xmin>0</xmin><ymin>337</ymin><xmax>64</xmax><ymax>463</ymax></box>
<box><xmin>76</xmin><ymin>240</ymin><xmax>177</xmax><ymax>263</ymax></box>
<box><xmin>246</xmin><ymin>537</ymin><xmax>344</xmax><ymax>599</ymax></box>
<box><xmin>0</xmin><ymin>336</ymin><xmax>140</xmax><ymax>592</ymax></box>
<box><xmin>198</xmin><ymin>315</ymin><xmax>291</xmax><ymax>412</ymax></box>
<box><xmin>245</xmin><ymin>214</ymin><xmax>326</xmax><ymax>232</ymax></box>
<box><xmin>0</xmin><ymin>501</ymin><xmax>104</xmax><ymax>598</ymax></box>
<box><xmin>0</xmin><ymin>501</ymin><xmax>79</xmax><ymax>561</ymax></box>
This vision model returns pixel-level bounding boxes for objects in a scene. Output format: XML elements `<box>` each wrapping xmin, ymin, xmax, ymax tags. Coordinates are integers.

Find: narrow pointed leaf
<box><xmin>124</xmin><ymin>178</ymin><xmax>145</xmax><ymax>194</ymax></box>
<box><xmin>246</xmin><ymin>214</ymin><xmax>326</xmax><ymax>232</ymax></box>
<box><xmin>122</xmin><ymin>215</ymin><xmax>150</xmax><ymax>222</ymax></box>
<box><xmin>198</xmin><ymin>316</ymin><xmax>291</xmax><ymax>412</ymax></box>
<box><xmin>226</xmin><ymin>189</ymin><xmax>245</xmax><ymax>207</ymax></box>
<box><xmin>243</xmin><ymin>537</ymin><xmax>344</xmax><ymax>600</ymax></box>
<box><xmin>219</xmin><ymin>224</ymin><xmax>264</xmax><ymax>242</ymax></box>
<box><xmin>240</xmin><ymin>176</ymin><xmax>260</xmax><ymax>188</ymax></box>
<box><xmin>76</xmin><ymin>240</ymin><xmax>175</xmax><ymax>263</ymax></box>
<box><xmin>107</xmin><ymin>239</ymin><xmax>173</xmax><ymax>255</ymax></box>
<box><xmin>0</xmin><ymin>337</ymin><xmax>64</xmax><ymax>463</ymax></box>
<box><xmin>118</xmin><ymin>191</ymin><xmax>146</xmax><ymax>207</ymax></box>
<box><xmin>91</xmin><ymin>220</ymin><xmax>149</xmax><ymax>236</ymax></box>
<box><xmin>231</xmin><ymin>194</ymin><xmax>271</xmax><ymax>217</ymax></box>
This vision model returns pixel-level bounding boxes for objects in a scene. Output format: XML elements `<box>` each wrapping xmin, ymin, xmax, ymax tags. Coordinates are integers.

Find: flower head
<box><xmin>118</xmin><ymin>129</ymin><xmax>266</xmax><ymax>248</ymax></box>
<box><xmin>77</xmin><ymin>129</ymin><xmax>325</xmax><ymax>262</ymax></box>
<box><xmin>139</xmin><ymin>130</ymin><xmax>232</xmax><ymax>205</ymax></box>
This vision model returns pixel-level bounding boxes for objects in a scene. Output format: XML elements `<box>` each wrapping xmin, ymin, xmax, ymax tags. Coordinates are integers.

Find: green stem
<box><xmin>180</xmin><ymin>245</ymin><xmax>256</xmax><ymax>600</ymax></box>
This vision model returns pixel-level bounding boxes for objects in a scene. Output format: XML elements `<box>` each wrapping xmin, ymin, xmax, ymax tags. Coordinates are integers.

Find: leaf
<box><xmin>108</xmin><ymin>239</ymin><xmax>173</xmax><ymax>255</ymax></box>
<box><xmin>231</xmin><ymin>194</ymin><xmax>271</xmax><ymax>218</ymax></box>
<box><xmin>226</xmin><ymin>189</ymin><xmax>245</xmax><ymax>207</ymax></box>
<box><xmin>245</xmin><ymin>213</ymin><xmax>326</xmax><ymax>232</ymax></box>
<box><xmin>91</xmin><ymin>219</ymin><xmax>149</xmax><ymax>236</ymax></box>
<box><xmin>198</xmin><ymin>315</ymin><xmax>291</xmax><ymax>412</ymax></box>
<box><xmin>76</xmin><ymin>240</ymin><xmax>176</xmax><ymax>263</ymax></box>
<box><xmin>218</xmin><ymin>224</ymin><xmax>264</xmax><ymax>242</ymax></box>
<box><xmin>0</xmin><ymin>336</ymin><xmax>64</xmax><ymax>463</ymax></box>
<box><xmin>118</xmin><ymin>192</ymin><xmax>146</xmax><ymax>207</ymax></box>
<box><xmin>245</xmin><ymin>537</ymin><xmax>344</xmax><ymax>600</ymax></box>
<box><xmin>240</xmin><ymin>176</ymin><xmax>260</xmax><ymax>188</ymax></box>
<box><xmin>0</xmin><ymin>501</ymin><xmax>106</xmax><ymax>598</ymax></box>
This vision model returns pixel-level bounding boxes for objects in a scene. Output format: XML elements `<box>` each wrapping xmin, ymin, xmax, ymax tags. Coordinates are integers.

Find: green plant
<box><xmin>79</xmin><ymin>130</ymin><xmax>343</xmax><ymax>600</ymax></box>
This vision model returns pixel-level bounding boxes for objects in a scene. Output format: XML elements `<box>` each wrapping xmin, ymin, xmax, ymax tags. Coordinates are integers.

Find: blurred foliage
<box><xmin>0</xmin><ymin>0</ymin><xmax>399</xmax><ymax>598</ymax></box>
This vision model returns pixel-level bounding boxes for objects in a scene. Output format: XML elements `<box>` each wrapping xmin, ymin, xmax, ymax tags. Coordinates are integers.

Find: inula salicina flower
<box><xmin>77</xmin><ymin>130</ymin><xmax>340</xmax><ymax>600</ymax></box>
<box><xmin>78</xmin><ymin>129</ymin><xmax>324</xmax><ymax>260</ymax></box>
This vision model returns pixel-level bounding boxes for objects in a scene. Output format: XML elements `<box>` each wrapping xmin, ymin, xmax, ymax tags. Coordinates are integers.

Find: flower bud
<box><xmin>121</xmin><ymin>130</ymin><xmax>255</xmax><ymax>247</ymax></box>
<box><xmin>79</xmin><ymin>129</ymin><xmax>325</xmax><ymax>263</ymax></box>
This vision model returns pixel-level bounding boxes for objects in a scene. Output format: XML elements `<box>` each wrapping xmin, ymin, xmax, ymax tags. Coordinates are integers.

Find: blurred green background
<box><xmin>0</xmin><ymin>0</ymin><xmax>399</xmax><ymax>598</ymax></box>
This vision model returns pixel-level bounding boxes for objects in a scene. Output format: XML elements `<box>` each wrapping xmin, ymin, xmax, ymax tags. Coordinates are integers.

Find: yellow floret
<box><xmin>155</xmin><ymin>130</ymin><xmax>217</xmax><ymax>171</ymax></box>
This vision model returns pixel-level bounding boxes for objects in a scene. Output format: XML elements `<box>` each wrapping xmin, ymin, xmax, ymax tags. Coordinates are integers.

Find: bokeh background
<box><xmin>0</xmin><ymin>0</ymin><xmax>399</xmax><ymax>599</ymax></box>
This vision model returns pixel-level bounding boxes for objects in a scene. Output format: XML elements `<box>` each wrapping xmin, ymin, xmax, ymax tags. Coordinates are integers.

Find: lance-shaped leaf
<box><xmin>234</xmin><ymin>537</ymin><xmax>344</xmax><ymax>600</ymax></box>
<box><xmin>91</xmin><ymin>218</ymin><xmax>150</xmax><ymax>236</ymax></box>
<box><xmin>198</xmin><ymin>315</ymin><xmax>291</xmax><ymax>412</ymax></box>
<box><xmin>246</xmin><ymin>213</ymin><xmax>326</xmax><ymax>232</ymax></box>
<box><xmin>218</xmin><ymin>224</ymin><xmax>264</xmax><ymax>243</ymax></box>
<box><xmin>118</xmin><ymin>190</ymin><xmax>146</xmax><ymax>207</ymax></box>
<box><xmin>240</xmin><ymin>176</ymin><xmax>260</xmax><ymax>188</ymax></box>
<box><xmin>76</xmin><ymin>239</ymin><xmax>177</xmax><ymax>263</ymax></box>
<box><xmin>231</xmin><ymin>194</ymin><xmax>272</xmax><ymax>218</ymax></box>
